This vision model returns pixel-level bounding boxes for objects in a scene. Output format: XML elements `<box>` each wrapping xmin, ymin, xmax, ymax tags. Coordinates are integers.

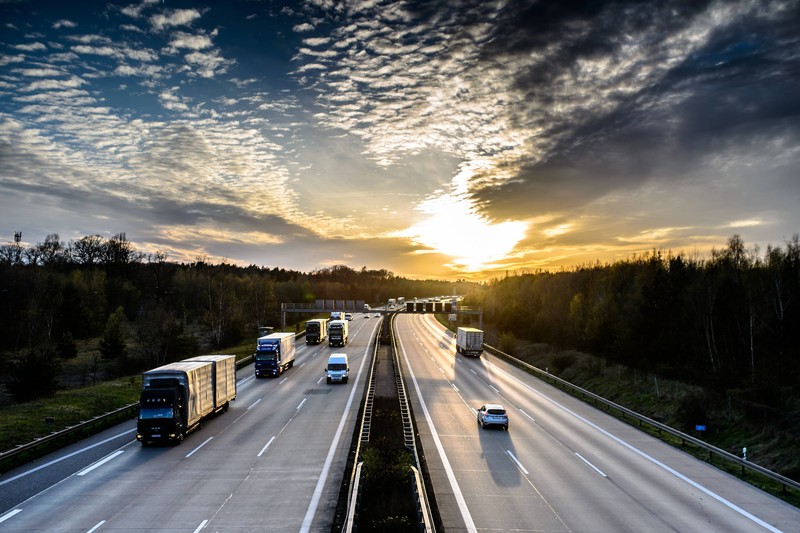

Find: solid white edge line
<box><xmin>0</xmin><ymin>509</ymin><xmax>22</xmax><ymax>524</ymax></box>
<box><xmin>192</xmin><ymin>519</ymin><xmax>208</xmax><ymax>533</ymax></box>
<box><xmin>76</xmin><ymin>450</ymin><xmax>124</xmax><ymax>476</ymax></box>
<box><xmin>506</xmin><ymin>450</ymin><xmax>529</xmax><ymax>475</ymax></box>
<box><xmin>185</xmin><ymin>437</ymin><xmax>213</xmax><ymax>458</ymax></box>
<box><xmin>86</xmin><ymin>519</ymin><xmax>106</xmax><ymax>533</ymax></box>
<box><xmin>299</xmin><ymin>320</ymin><xmax>378</xmax><ymax>533</ymax></box>
<box><xmin>575</xmin><ymin>452</ymin><xmax>607</xmax><ymax>478</ymax></box>
<box><xmin>0</xmin><ymin>428</ymin><xmax>136</xmax><ymax>486</ymax></box>
<box><xmin>398</xmin><ymin>322</ymin><xmax>478</xmax><ymax>533</ymax></box>
<box><xmin>499</xmin><ymin>360</ymin><xmax>784</xmax><ymax>533</ymax></box>
<box><xmin>257</xmin><ymin>436</ymin><xmax>276</xmax><ymax>458</ymax></box>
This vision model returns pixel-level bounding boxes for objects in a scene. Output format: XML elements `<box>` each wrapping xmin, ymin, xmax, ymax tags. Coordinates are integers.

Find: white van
<box><xmin>326</xmin><ymin>353</ymin><xmax>349</xmax><ymax>384</ymax></box>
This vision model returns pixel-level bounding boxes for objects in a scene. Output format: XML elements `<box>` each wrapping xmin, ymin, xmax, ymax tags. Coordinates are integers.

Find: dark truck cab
<box><xmin>137</xmin><ymin>384</ymin><xmax>186</xmax><ymax>444</ymax></box>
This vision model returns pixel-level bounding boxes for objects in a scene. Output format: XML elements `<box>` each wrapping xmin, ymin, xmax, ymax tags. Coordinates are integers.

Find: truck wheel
<box><xmin>223</xmin><ymin>402</ymin><xmax>229</xmax><ymax>412</ymax></box>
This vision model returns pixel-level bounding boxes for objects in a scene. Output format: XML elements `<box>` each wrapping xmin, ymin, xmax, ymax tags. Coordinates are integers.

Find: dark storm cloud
<box><xmin>468</xmin><ymin>0</ymin><xmax>800</xmax><ymax>220</ymax></box>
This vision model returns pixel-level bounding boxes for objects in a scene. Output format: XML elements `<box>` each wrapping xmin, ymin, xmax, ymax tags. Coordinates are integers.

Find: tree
<box><xmin>99</xmin><ymin>307</ymin><xmax>128</xmax><ymax>360</ymax></box>
<box><xmin>7</xmin><ymin>347</ymin><xmax>62</xmax><ymax>401</ymax></box>
<box><xmin>56</xmin><ymin>331</ymin><xmax>78</xmax><ymax>359</ymax></box>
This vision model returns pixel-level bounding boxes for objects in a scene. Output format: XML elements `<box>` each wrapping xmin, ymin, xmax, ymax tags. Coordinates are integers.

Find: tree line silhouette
<box><xmin>0</xmin><ymin>232</ymin><xmax>467</xmax><ymax>401</ymax></box>
<box><xmin>480</xmin><ymin>235</ymin><xmax>800</xmax><ymax>400</ymax></box>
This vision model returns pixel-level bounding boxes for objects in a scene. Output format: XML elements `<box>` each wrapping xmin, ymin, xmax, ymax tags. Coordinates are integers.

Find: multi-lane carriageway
<box><xmin>1</xmin><ymin>313</ymin><xmax>799</xmax><ymax>532</ymax></box>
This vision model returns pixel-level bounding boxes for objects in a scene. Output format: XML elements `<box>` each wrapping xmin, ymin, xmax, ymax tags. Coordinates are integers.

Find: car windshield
<box><xmin>139</xmin><ymin>407</ymin><xmax>173</xmax><ymax>419</ymax></box>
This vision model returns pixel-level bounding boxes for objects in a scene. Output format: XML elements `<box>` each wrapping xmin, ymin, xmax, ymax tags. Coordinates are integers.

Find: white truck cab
<box><xmin>326</xmin><ymin>353</ymin><xmax>349</xmax><ymax>384</ymax></box>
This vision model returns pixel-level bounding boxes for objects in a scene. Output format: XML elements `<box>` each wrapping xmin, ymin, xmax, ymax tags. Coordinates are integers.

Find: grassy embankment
<box><xmin>0</xmin><ymin>335</ymin><xmax>260</xmax><ymax>457</ymax></box>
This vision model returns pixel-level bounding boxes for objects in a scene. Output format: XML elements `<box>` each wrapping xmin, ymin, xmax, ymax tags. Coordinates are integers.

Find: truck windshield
<box><xmin>328</xmin><ymin>363</ymin><xmax>347</xmax><ymax>371</ymax></box>
<box><xmin>139</xmin><ymin>407</ymin><xmax>174</xmax><ymax>419</ymax></box>
<box><xmin>256</xmin><ymin>353</ymin><xmax>277</xmax><ymax>362</ymax></box>
<box><xmin>307</xmin><ymin>324</ymin><xmax>319</xmax><ymax>332</ymax></box>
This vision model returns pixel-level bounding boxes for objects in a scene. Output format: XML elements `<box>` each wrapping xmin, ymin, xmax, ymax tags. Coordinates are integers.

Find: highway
<box><xmin>397</xmin><ymin>313</ymin><xmax>800</xmax><ymax>533</ymax></box>
<box><xmin>0</xmin><ymin>315</ymin><xmax>381</xmax><ymax>532</ymax></box>
<box><xmin>2</xmin><ymin>311</ymin><xmax>800</xmax><ymax>532</ymax></box>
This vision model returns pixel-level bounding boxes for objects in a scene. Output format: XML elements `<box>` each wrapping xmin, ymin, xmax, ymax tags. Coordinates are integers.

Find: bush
<box><xmin>56</xmin><ymin>331</ymin><xmax>78</xmax><ymax>360</ymax></box>
<box><xmin>6</xmin><ymin>347</ymin><xmax>62</xmax><ymax>401</ymax></box>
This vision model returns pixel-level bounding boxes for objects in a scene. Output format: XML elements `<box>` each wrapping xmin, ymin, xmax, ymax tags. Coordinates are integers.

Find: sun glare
<box><xmin>397</xmin><ymin>195</ymin><xmax>527</xmax><ymax>271</ymax></box>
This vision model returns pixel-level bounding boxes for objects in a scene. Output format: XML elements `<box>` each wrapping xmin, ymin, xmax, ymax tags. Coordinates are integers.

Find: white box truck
<box><xmin>325</xmin><ymin>353</ymin><xmax>349</xmax><ymax>384</ymax></box>
<box><xmin>456</xmin><ymin>327</ymin><xmax>483</xmax><ymax>357</ymax></box>
<box><xmin>137</xmin><ymin>360</ymin><xmax>215</xmax><ymax>445</ymax></box>
<box><xmin>305</xmin><ymin>318</ymin><xmax>329</xmax><ymax>345</ymax></box>
<box><xmin>182</xmin><ymin>354</ymin><xmax>237</xmax><ymax>413</ymax></box>
<box><xmin>328</xmin><ymin>319</ymin><xmax>348</xmax><ymax>347</ymax></box>
<box><xmin>255</xmin><ymin>332</ymin><xmax>296</xmax><ymax>377</ymax></box>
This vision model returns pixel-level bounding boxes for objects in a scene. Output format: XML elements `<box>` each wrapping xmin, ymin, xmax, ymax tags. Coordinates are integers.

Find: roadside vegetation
<box><xmin>2</xmin><ymin>230</ymin><xmax>798</xmax><ymax>503</ymax></box>
<box><xmin>0</xmin><ymin>232</ymin><xmax>472</xmax><ymax>455</ymax></box>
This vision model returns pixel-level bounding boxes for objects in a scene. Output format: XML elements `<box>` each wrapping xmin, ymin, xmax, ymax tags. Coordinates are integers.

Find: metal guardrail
<box><xmin>409</xmin><ymin>466</ymin><xmax>433</xmax><ymax>533</ymax></box>
<box><xmin>390</xmin><ymin>313</ymin><xmax>435</xmax><ymax>532</ymax></box>
<box><xmin>0</xmin><ymin>402</ymin><xmax>139</xmax><ymax>471</ymax></box>
<box><xmin>1</xmin><ymin>331</ymin><xmax>306</xmax><ymax>473</ymax></box>
<box><xmin>482</xmin><ymin>343</ymin><xmax>800</xmax><ymax>494</ymax></box>
<box><xmin>342</xmin><ymin>320</ymin><xmax>382</xmax><ymax>531</ymax></box>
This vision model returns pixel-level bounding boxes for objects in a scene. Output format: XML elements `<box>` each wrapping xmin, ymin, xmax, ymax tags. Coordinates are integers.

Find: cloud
<box><xmin>149</xmin><ymin>9</ymin><xmax>203</xmax><ymax>31</ymax></box>
<box><xmin>52</xmin><ymin>19</ymin><xmax>78</xmax><ymax>30</ymax></box>
<box><xmin>165</xmin><ymin>31</ymin><xmax>214</xmax><ymax>53</ymax></box>
<box><xmin>13</xmin><ymin>42</ymin><xmax>47</xmax><ymax>52</ymax></box>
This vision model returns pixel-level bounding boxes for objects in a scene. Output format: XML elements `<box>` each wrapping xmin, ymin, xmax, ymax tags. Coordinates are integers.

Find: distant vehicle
<box><xmin>476</xmin><ymin>404</ymin><xmax>508</xmax><ymax>430</ymax></box>
<box><xmin>255</xmin><ymin>332</ymin><xmax>296</xmax><ymax>377</ymax></box>
<box><xmin>388</xmin><ymin>298</ymin><xmax>396</xmax><ymax>308</ymax></box>
<box><xmin>374</xmin><ymin>313</ymin><xmax>381</xmax><ymax>319</ymax></box>
<box><xmin>329</xmin><ymin>319</ymin><xmax>349</xmax><ymax>347</ymax></box>
<box><xmin>305</xmin><ymin>318</ymin><xmax>329</xmax><ymax>345</ymax></box>
<box><xmin>137</xmin><ymin>355</ymin><xmax>236</xmax><ymax>445</ymax></box>
<box><xmin>363</xmin><ymin>303</ymin><xmax>371</xmax><ymax>311</ymax></box>
<box><xmin>397</xmin><ymin>297</ymin><xmax>405</xmax><ymax>306</ymax></box>
<box><xmin>345</xmin><ymin>312</ymin><xmax>353</xmax><ymax>321</ymax></box>
<box><xmin>330</xmin><ymin>311</ymin><xmax>343</xmax><ymax>321</ymax></box>
<box><xmin>456</xmin><ymin>327</ymin><xmax>484</xmax><ymax>357</ymax></box>
<box><xmin>325</xmin><ymin>353</ymin><xmax>349</xmax><ymax>384</ymax></box>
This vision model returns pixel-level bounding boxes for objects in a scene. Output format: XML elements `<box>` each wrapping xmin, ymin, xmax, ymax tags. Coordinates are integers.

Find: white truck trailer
<box><xmin>328</xmin><ymin>319</ymin><xmax>349</xmax><ymax>347</ymax></box>
<box><xmin>456</xmin><ymin>327</ymin><xmax>484</xmax><ymax>357</ymax></box>
<box><xmin>255</xmin><ymin>332</ymin><xmax>296</xmax><ymax>377</ymax></box>
<box><xmin>137</xmin><ymin>360</ymin><xmax>216</xmax><ymax>445</ymax></box>
<box><xmin>305</xmin><ymin>318</ymin><xmax>329</xmax><ymax>345</ymax></box>
<box><xmin>182</xmin><ymin>354</ymin><xmax>237</xmax><ymax>412</ymax></box>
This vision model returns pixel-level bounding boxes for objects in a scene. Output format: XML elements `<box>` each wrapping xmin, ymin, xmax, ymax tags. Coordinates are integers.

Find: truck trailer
<box><xmin>305</xmin><ymin>318</ymin><xmax>329</xmax><ymax>345</ymax></box>
<box><xmin>255</xmin><ymin>332</ymin><xmax>296</xmax><ymax>377</ymax></box>
<box><xmin>328</xmin><ymin>319</ymin><xmax>349</xmax><ymax>347</ymax></box>
<box><xmin>137</xmin><ymin>361</ymin><xmax>216</xmax><ymax>445</ymax></box>
<box><xmin>456</xmin><ymin>327</ymin><xmax>484</xmax><ymax>357</ymax></box>
<box><xmin>182</xmin><ymin>354</ymin><xmax>237</xmax><ymax>412</ymax></box>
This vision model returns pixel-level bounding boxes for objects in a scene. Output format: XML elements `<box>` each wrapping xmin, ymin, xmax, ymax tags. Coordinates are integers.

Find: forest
<box><xmin>2</xmin><ymin>231</ymin><xmax>799</xmax><ymax>414</ymax></box>
<box><xmin>0</xmin><ymin>232</ymin><xmax>470</xmax><ymax>402</ymax></box>
<box><xmin>479</xmin><ymin>234</ymin><xmax>800</xmax><ymax>400</ymax></box>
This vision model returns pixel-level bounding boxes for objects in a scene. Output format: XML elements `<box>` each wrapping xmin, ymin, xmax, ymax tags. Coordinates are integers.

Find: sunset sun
<box><xmin>397</xmin><ymin>196</ymin><xmax>527</xmax><ymax>271</ymax></box>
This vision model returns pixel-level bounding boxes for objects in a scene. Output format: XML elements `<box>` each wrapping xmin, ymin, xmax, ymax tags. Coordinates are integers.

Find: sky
<box><xmin>1</xmin><ymin>0</ymin><xmax>799</xmax><ymax>280</ymax></box>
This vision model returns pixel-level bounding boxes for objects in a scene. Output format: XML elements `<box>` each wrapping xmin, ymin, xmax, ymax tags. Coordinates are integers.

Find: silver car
<box><xmin>476</xmin><ymin>404</ymin><xmax>508</xmax><ymax>430</ymax></box>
